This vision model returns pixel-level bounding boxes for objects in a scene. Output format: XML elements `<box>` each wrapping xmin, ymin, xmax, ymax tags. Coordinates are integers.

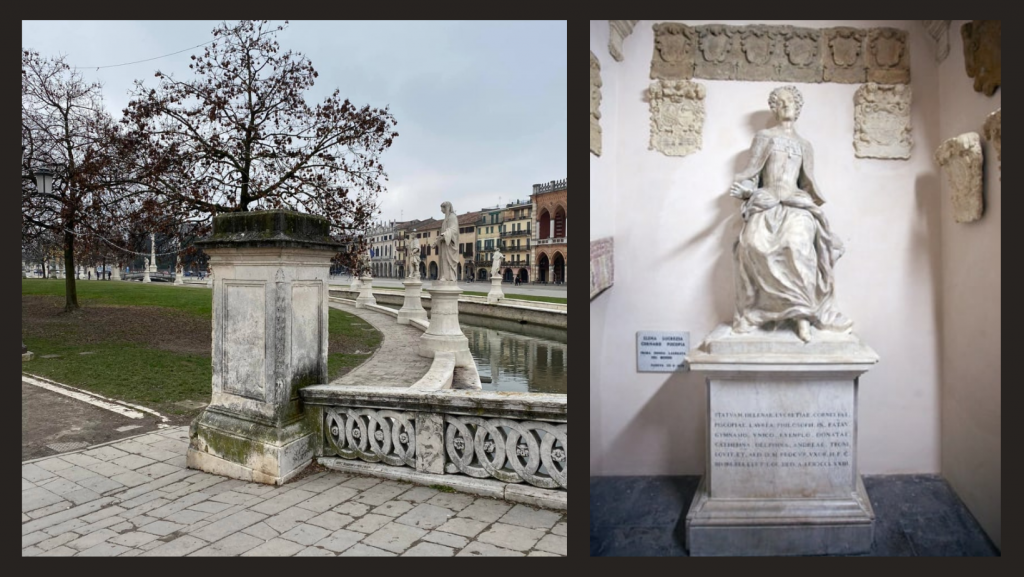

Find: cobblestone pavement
<box><xmin>328</xmin><ymin>301</ymin><xmax>433</xmax><ymax>388</ymax></box>
<box><xmin>22</xmin><ymin>426</ymin><xmax>567</xmax><ymax>557</ymax></box>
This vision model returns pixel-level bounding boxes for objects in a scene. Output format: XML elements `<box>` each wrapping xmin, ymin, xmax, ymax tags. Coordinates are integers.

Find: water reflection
<box><xmin>460</xmin><ymin>316</ymin><xmax>566</xmax><ymax>396</ymax></box>
<box><xmin>373</xmin><ymin>306</ymin><xmax>567</xmax><ymax>395</ymax></box>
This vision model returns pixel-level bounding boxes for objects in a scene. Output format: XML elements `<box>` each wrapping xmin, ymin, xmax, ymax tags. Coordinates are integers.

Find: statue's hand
<box><xmin>729</xmin><ymin>181</ymin><xmax>753</xmax><ymax>199</ymax></box>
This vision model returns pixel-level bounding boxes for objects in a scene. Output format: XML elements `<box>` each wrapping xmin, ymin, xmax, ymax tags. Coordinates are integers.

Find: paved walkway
<box><xmin>329</xmin><ymin>301</ymin><xmax>432</xmax><ymax>388</ymax></box>
<box><xmin>22</xmin><ymin>426</ymin><xmax>567</xmax><ymax>556</ymax></box>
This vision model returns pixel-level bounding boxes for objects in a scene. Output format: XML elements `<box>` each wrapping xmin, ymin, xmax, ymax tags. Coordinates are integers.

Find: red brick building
<box><xmin>531</xmin><ymin>178</ymin><xmax>567</xmax><ymax>284</ymax></box>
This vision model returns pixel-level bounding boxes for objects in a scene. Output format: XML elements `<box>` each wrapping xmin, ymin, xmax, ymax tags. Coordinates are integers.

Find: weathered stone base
<box><xmin>397</xmin><ymin>279</ymin><xmax>428</xmax><ymax>324</ymax></box>
<box><xmin>318</xmin><ymin>457</ymin><xmax>566</xmax><ymax>510</ymax></box>
<box><xmin>187</xmin><ymin>409</ymin><xmax>314</xmax><ymax>485</ymax></box>
<box><xmin>355</xmin><ymin>275</ymin><xmax>376</xmax><ymax>308</ymax></box>
<box><xmin>22</xmin><ymin>351</ymin><xmax>35</xmax><ymax>362</ymax></box>
<box><xmin>487</xmin><ymin>277</ymin><xmax>504</xmax><ymax>303</ymax></box>
<box><xmin>685</xmin><ymin>475</ymin><xmax>875</xmax><ymax>556</ymax></box>
<box><xmin>419</xmin><ymin>284</ymin><xmax>473</xmax><ymax>368</ymax></box>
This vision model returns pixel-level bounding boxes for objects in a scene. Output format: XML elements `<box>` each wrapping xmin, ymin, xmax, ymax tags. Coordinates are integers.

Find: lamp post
<box><xmin>24</xmin><ymin>167</ymin><xmax>54</xmax><ymax>361</ymax></box>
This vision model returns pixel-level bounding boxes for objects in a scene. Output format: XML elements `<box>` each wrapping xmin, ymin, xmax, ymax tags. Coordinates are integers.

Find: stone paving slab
<box><xmin>22</xmin><ymin>426</ymin><xmax>566</xmax><ymax>556</ymax></box>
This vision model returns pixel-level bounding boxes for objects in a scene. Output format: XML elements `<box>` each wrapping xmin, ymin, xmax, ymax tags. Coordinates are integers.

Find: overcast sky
<box><xmin>21</xmin><ymin>20</ymin><xmax>566</xmax><ymax>226</ymax></box>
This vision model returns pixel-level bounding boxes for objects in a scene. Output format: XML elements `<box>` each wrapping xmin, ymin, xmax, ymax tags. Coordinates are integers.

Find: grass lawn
<box><xmin>22</xmin><ymin>279</ymin><xmax>381</xmax><ymax>421</ymax></box>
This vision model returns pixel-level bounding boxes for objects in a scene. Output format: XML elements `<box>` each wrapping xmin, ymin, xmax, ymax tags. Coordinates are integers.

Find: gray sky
<box><xmin>21</xmin><ymin>20</ymin><xmax>566</xmax><ymax>225</ymax></box>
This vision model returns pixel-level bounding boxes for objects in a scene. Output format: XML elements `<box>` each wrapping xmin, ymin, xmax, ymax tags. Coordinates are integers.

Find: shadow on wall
<box><xmin>914</xmin><ymin>172</ymin><xmax>944</xmax><ymax>369</ymax></box>
<box><xmin>605</xmin><ymin>368</ymin><xmax>708</xmax><ymax>475</ymax></box>
<box><xmin>590</xmin><ymin>294</ymin><xmax>609</xmax><ymax>474</ymax></box>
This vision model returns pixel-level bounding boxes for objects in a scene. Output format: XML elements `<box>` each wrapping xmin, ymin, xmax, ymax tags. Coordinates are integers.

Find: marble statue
<box><xmin>357</xmin><ymin>251</ymin><xmax>371</xmax><ymax>277</ymax></box>
<box><xmin>490</xmin><ymin>248</ymin><xmax>503</xmax><ymax>278</ymax></box>
<box><xmin>432</xmin><ymin>202</ymin><xmax>459</xmax><ymax>282</ymax></box>
<box><xmin>729</xmin><ymin>85</ymin><xmax>852</xmax><ymax>342</ymax></box>
<box><xmin>407</xmin><ymin>244</ymin><xmax>420</xmax><ymax>279</ymax></box>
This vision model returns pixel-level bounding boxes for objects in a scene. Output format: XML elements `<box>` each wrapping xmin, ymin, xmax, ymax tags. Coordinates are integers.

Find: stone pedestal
<box><xmin>397</xmin><ymin>278</ymin><xmax>428</xmax><ymax>324</ymax></box>
<box><xmin>349</xmin><ymin>275</ymin><xmax>361</xmax><ymax>291</ymax></box>
<box><xmin>487</xmin><ymin>276</ymin><xmax>505</xmax><ymax>303</ymax></box>
<box><xmin>143</xmin><ymin>270</ymin><xmax>151</xmax><ymax>283</ymax></box>
<box><xmin>418</xmin><ymin>283</ymin><xmax>474</xmax><ymax>370</ymax></box>
<box><xmin>112</xmin><ymin>266</ymin><xmax>121</xmax><ymax>281</ymax></box>
<box><xmin>684</xmin><ymin>324</ymin><xmax>879</xmax><ymax>556</ymax></box>
<box><xmin>187</xmin><ymin>210</ymin><xmax>341</xmax><ymax>485</ymax></box>
<box><xmin>355</xmin><ymin>274</ymin><xmax>376</xmax><ymax>308</ymax></box>
<box><xmin>174</xmin><ymin>271</ymin><xmax>183</xmax><ymax>285</ymax></box>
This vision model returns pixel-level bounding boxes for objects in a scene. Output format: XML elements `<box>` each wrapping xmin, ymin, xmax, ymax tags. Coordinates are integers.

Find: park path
<box><xmin>22</xmin><ymin>426</ymin><xmax>566</xmax><ymax>557</ymax></box>
<box><xmin>329</xmin><ymin>301</ymin><xmax>432</xmax><ymax>388</ymax></box>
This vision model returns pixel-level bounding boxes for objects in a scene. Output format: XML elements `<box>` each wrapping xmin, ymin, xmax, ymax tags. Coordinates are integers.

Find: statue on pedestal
<box><xmin>432</xmin><ymin>201</ymin><xmax>459</xmax><ymax>283</ymax></box>
<box><xmin>729</xmin><ymin>85</ymin><xmax>852</xmax><ymax>342</ymax></box>
<box><xmin>490</xmin><ymin>248</ymin><xmax>503</xmax><ymax>279</ymax></box>
<box><xmin>406</xmin><ymin>245</ymin><xmax>420</xmax><ymax>279</ymax></box>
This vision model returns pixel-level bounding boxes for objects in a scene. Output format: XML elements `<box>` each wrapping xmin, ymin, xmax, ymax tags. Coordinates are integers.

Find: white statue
<box><xmin>407</xmin><ymin>244</ymin><xmax>420</xmax><ymax>279</ymax></box>
<box><xmin>431</xmin><ymin>201</ymin><xmax>459</xmax><ymax>282</ymax></box>
<box><xmin>490</xmin><ymin>248</ymin><xmax>503</xmax><ymax>278</ymax></box>
<box><xmin>729</xmin><ymin>86</ymin><xmax>852</xmax><ymax>342</ymax></box>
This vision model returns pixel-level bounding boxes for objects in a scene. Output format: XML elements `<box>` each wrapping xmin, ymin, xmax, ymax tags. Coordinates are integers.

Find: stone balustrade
<box><xmin>301</xmin><ymin>385</ymin><xmax>567</xmax><ymax>492</ymax></box>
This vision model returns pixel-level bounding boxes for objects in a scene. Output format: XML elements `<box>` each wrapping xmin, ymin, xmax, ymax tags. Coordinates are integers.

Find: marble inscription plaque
<box><xmin>708</xmin><ymin>379</ymin><xmax>855</xmax><ymax>499</ymax></box>
<box><xmin>637</xmin><ymin>331</ymin><xmax>690</xmax><ymax>372</ymax></box>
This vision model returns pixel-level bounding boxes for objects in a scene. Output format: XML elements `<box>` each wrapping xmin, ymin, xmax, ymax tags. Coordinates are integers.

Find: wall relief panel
<box><xmin>648</xmin><ymin>79</ymin><xmax>706</xmax><ymax>157</ymax></box>
<box><xmin>854</xmin><ymin>83</ymin><xmax>912</xmax><ymax>160</ymax></box>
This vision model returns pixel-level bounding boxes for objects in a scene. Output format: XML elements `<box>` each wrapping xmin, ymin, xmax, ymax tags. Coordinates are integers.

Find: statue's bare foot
<box><xmin>796</xmin><ymin>318</ymin><xmax>811</xmax><ymax>342</ymax></box>
<box><xmin>732</xmin><ymin>317</ymin><xmax>755</xmax><ymax>334</ymax></box>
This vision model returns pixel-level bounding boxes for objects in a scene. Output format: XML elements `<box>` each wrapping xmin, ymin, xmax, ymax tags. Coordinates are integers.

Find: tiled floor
<box><xmin>22</xmin><ymin>426</ymin><xmax>566</xmax><ymax>557</ymax></box>
<box><xmin>590</xmin><ymin>475</ymin><xmax>998</xmax><ymax>556</ymax></box>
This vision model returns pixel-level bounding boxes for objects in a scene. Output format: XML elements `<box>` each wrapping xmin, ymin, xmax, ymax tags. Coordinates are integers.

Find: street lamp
<box><xmin>24</xmin><ymin>167</ymin><xmax>54</xmax><ymax>359</ymax></box>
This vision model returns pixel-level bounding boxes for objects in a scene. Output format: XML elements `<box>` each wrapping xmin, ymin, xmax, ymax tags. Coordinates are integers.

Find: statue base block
<box><xmin>419</xmin><ymin>283</ymin><xmax>474</xmax><ymax>369</ymax></box>
<box><xmin>187</xmin><ymin>409</ymin><xmax>314</xmax><ymax>486</ymax></box>
<box><xmin>684</xmin><ymin>324</ymin><xmax>879</xmax><ymax>556</ymax></box>
<box><xmin>398</xmin><ymin>279</ymin><xmax>428</xmax><ymax>324</ymax></box>
<box><xmin>487</xmin><ymin>277</ymin><xmax>504</xmax><ymax>303</ymax></box>
<box><xmin>355</xmin><ymin>275</ymin><xmax>376</xmax><ymax>308</ymax></box>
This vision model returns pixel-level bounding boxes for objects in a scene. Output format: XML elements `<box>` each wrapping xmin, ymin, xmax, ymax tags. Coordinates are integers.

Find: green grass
<box><xmin>23</xmin><ymin>278</ymin><xmax>212</xmax><ymax>317</ymax></box>
<box><xmin>22</xmin><ymin>340</ymin><xmax>212</xmax><ymax>414</ymax></box>
<box><xmin>23</xmin><ymin>278</ymin><xmax>382</xmax><ymax>416</ymax></box>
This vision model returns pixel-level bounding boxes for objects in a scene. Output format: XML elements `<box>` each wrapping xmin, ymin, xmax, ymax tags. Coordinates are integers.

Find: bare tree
<box><xmin>121</xmin><ymin>20</ymin><xmax>398</xmax><ymax>249</ymax></box>
<box><xmin>22</xmin><ymin>49</ymin><xmax>134</xmax><ymax>311</ymax></box>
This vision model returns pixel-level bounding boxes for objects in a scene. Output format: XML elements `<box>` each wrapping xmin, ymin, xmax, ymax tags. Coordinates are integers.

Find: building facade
<box><xmin>475</xmin><ymin>207</ymin><xmax>503</xmax><ymax>281</ymax></box>
<box><xmin>458</xmin><ymin>211</ymin><xmax>483</xmax><ymax>281</ymax></box>
<box><xmin>366</xmin><ymin>221</ymin><xmax>398</xmax><ymax>278</ymax></box>
<box><xmin>410</xmin><ymin>218</ymin><xmax>441</xmax><ymax>280</ymax></box>
<box><xmin>531</xmin><ymin>178</ymin><xmax>567</xmax><ymax>284</ymax></box>
<box><xmin>501</xmin><ymin>199</ymin><xmax>532</xmax><ymax>283</ymax></box>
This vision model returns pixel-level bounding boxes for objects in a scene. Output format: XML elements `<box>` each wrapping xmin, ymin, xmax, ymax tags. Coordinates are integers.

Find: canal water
<box><xmin>375</xmin><ymin>305</ymin><xmax>567</xmax><ymax>395</ymax></box>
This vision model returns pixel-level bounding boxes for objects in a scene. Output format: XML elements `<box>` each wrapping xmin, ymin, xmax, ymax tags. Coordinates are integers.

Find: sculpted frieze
<box><xmin>823</xmin><ymin>27</ymin><xmax>867</xmax><ymax>83</ymax></box>
<box><xmin>867</xmin><ymin>28</ymin><xmax>910</xmax><ymax>84</ymax></box>
<box><xmin>651</xmin><ymin>23</ymin><xmax>696</xmax><ymax>80</ymax></box>
<box><xmin>590</xmin><ymin>50</ymin><xmax>602</xmax><ymax>157</ymax></box>
<box><xmin>648</xmin><ymin>79</ymin><xmax>706</xmax><ymax>157</ymax></box>
<box><xmin>609</xmin><ymin>20</ymin><xmax>638</xmax><ymax>62</ymax></box>
<box><xmin>935</xmin><ymin>133</ymin><xmax>984</xmax><ymax>224</ymax></box>
<box><xmin>961</xmin><ymin>20</ymin><xmax>1001</xmax><ymax>96</ymax></box>
<box><xmin>650</xmin><ymin>23</ymin><xmax>907</xmax><ymax>85</ymax></box>
<box><xmin>853</xmin><ymin>83</ymin><xmax>912</xmax><ymax>160</ymax></box>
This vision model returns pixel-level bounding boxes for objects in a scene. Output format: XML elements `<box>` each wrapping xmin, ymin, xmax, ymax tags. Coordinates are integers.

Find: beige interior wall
<box><xmin>937</xmin><ymin>20</ymin><xmax>1001</xmax><ymax>550</ymax></box>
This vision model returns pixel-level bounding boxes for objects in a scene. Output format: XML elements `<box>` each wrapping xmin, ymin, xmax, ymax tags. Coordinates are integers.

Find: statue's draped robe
<box><xmin>731</xmin><ymin>130</ymin><xmax>850</xmax><ymax>330</ymax></box>
<box><xmin>438</xmin><ymin>212</ymin><xmax>459</xmax><ymax>282</ymax></box>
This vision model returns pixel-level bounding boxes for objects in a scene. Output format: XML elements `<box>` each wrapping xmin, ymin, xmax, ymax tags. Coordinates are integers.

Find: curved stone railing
<box><xmin>301</xmin><ymin>385</ymin><xmax>567</xmax><ymax>496</ymax></box>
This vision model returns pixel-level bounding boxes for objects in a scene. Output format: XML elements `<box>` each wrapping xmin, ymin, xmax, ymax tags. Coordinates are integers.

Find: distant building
<box><xmin>531</xmin><ymin>178</ymin><xmax>567</xmax><ymax>284</ymax></box>
<box><xmin>367</xmin><ymin>221</ymin><xmax>397</xmax><ymax>278</ymax></box>
<box><xmin>458</xmin><ymin>211</ymin><xmax>484</xmax><ymax>281</ymax></box>
<box><xmin>475</xmin><ymin>207</ymin><xmax>503</xmax><ymax>281</ymax></box>
<box><xmin>501</xmin><ymin>199</ymin><xmax>532</xmax><ymax>283</ymax></box>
